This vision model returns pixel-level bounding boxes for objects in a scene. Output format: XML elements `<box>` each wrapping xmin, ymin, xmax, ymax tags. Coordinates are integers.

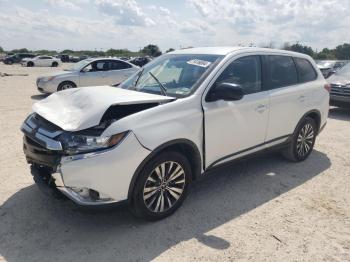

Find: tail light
<box><xmin>324</xmin><ymin>83</ymin><xmax>331</xmax><ymax>93</ymax></box>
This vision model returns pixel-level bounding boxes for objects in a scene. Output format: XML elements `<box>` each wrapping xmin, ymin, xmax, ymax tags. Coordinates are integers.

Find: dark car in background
<box><xmin>56</xmin><ymin>54</ymin><xmax>70</xmax><ymax>63</ymax></box>
<box><xmin>3</xmin><ymin>53</ymin><xmax>36</xmax><ymax>64</ymax></box>
<box><xmin>328</xmin><ymin>63</ymin><xmax>350</xmax><ymax>108</ymax></box>
<box><xmin>128</xmin><ymin>56</ymin><xmax>152</xmax><ymax>67</ymax></box>
<box><xmin>316</xmin><ymin>60</ymin><xmax>348</xmax><ymax>78</ymax></box>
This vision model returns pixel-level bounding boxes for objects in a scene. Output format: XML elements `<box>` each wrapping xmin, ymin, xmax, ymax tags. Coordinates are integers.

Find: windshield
<box><xmin>66</xmin><ymin>59</ymin><xmax>93</xmax><ymax>71</ymax></box>
<box><xmin>119</xmin><ymin>54</ymin><xmax>222</xmax><ymax>97</ymax></box>
<box><xmin>335</xmin><ymin>63</ymin><xmax>350</xmax><ymax>76</ymax></box>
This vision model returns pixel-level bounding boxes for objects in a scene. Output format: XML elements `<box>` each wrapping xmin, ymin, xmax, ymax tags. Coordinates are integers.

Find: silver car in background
<box><xmin>36</xmin><ymin>58</ymin><xmax>139</xmax><ymax>93</ymax></box>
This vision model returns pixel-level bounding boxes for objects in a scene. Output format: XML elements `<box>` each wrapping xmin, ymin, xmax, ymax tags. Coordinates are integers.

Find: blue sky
<box><xmin>0</xmin><ymin>0</ymin><xmax>349</xmax><ymax>52</ymax></box>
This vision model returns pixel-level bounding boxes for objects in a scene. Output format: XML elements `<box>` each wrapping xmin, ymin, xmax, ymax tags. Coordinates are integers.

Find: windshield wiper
<box><xmin>149</xmin><ymin>72</ymin><xmax>167</xmax><ymax>96</ymax></box>
<box><xmin>134</xmin><ymin>68</ymin><xmax>144</xmax><ymax>87</ymax></box>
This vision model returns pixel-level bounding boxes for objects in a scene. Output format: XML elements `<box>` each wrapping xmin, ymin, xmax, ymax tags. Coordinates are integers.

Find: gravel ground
<box><xmin>0</xmin><ymin>63</ymin><xmax>349</xmax><ymax>262</ymax></box>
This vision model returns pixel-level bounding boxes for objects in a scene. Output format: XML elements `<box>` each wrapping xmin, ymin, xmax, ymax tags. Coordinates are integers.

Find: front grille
<box><xmin>31</xmin><ymin>114</ymin><xmax>62</xmax><ymax>133</ymax></box>
<box><xmin>330</xmin><ymin>84</ymin><xmax>350</xmax><ymax>97</ymax></box>
<box><xmin>21</xmin><ymin>114</ymin><xmax>63</xmax><ymax>151</ymax></box>
<box><xmin>23</xmin><ymin>135</ymin><xmax>62</xmax><ymax>167</ymax></box>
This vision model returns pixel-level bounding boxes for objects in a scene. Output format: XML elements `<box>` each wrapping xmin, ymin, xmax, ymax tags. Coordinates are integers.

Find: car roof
<box><xmin>85</xmin><ymin>57</ymin><xmax>136</xmax><ymax>66</ymax></box>
<box><xmin>170</xmin><ymin>46</ymin><xmax>312</xmax><ymax>59</ymax></box>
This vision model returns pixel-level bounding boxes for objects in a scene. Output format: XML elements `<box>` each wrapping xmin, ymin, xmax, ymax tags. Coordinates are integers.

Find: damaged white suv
<box><xmin>21</xmin><ymin>47</ymin><xmax>329</xmax><ymax>220</ymax></box>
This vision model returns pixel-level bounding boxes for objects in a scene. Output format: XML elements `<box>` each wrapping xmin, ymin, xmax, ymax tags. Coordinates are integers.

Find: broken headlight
<box><xmin>58</xmin><ymin>131</ymin><xmax>129</xmax><ymax>155</ymax></box>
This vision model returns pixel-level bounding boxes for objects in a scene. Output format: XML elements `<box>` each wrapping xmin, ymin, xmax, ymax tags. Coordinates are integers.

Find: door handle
<box><xmin>255</xmin><ymin>104</ymin><xmax>267</xmax><ymax>113</ymax></box>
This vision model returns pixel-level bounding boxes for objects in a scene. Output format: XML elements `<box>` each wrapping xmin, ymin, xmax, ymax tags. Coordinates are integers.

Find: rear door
<box><xmin>203</xmin><ymin>55</ymin><xmax>270</xmax><ymax>168</ymax></box>
<box><xmin>265</xmin><ymin>55</ymin><xmax>315</xmax><ymax>141</ymax></box>
<box><xmin>107</xmin><ymin>60</ymin><xmax>137</xmax><ymax>85</ymax></box>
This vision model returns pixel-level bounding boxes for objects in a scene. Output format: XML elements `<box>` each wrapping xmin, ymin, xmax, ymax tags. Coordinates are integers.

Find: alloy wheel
<box><xmin>143</xmin><ymin>161</ymin><xmax>186</xmax><ymax>213</ymax></box>
<box><xmin>296</xmin><ymin>123</ymin><xmax>314</xmax><ymax>157</ymax></box>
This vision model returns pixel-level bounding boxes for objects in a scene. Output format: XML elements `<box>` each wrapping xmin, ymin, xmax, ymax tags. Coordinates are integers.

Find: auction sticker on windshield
<box><xmin>187</xmin><ymin>59</ymin><xmax>212</xmax><ymax>68</ymax></box>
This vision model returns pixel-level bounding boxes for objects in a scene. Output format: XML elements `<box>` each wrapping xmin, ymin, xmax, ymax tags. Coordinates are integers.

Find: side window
<box><xmin>268</xmin><ymin>55</ymin><xmax>298</xmax><ymax>89</ymax></box>
<box><xmin>215</xmin><ymin>56</ymin><xmax>262</xmax><ymax>94</ymax></box>
<box><xmin>294</xmin><ymin>58</ymin><xmax>317</xmax><ymax>83</ymax></box>
<box><xmin>109</xmin><ymin>60</ymin><xmax>132</xmax><ymax>70</ymax></box>
<box><xmin>91</xmin><ymin>61</ymin><xmax>108</xmax><ymax>71</ymax></box>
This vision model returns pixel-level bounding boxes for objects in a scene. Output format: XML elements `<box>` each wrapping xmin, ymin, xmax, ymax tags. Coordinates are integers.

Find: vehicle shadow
<box><xmin>328</xmin><ymin>107</ymin><xmax>350</xmax><ymax>121</ymax></box>
<box><xmin>0</xmin><ymin>150</ymin><xmax>331</xmax><ymax>262</ymax></box>
<box><xmin>31</xmin><ymin>94</ymin><xmax>49</xmax><ymax>100</ymax></box>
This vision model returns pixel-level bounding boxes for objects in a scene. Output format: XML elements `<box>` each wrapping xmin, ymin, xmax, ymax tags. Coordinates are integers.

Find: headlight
<box><xmin>58</xmin><ymin>131</ymin><xmax>129</xmax><ymax>155</ymax></box>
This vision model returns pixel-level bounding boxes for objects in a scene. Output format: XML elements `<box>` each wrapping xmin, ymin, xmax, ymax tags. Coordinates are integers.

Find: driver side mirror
<box><xmin>206</xmin><ymin>82</ymin><xmax>244</xmax><ymax>102</ymax></box>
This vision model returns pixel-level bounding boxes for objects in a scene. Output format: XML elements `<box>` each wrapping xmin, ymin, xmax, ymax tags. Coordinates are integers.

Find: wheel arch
<box><xmin>57</xmin><ymin>80</ymin><xmax>77</xmax><ymax>90</ymax></box>
<box><xmin>296</xmin><ymin>109</ymin><xmax>321</xmax><ymax>134</ymax></box>
<box><xmin>127</xmin><ymin>139</ymin><xmax>202</xmax><ymax>201</ymax></box>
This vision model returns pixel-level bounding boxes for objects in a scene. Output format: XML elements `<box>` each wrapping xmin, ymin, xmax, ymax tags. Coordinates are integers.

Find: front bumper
<box><xmin>330</xmin><ymin>84</ymin><xmax>350</xmax><ymax>106</ymax></box>
<box><xmin>330</xmin><ymin>95</ymin><xmax>350</xmax><ymax>103</ymax></box>
<box><xmin>22</xmin><ymin>115</ymin><xmax>151</xmax><ymax>206</ymax></box>
<box><xmin>36</xmin><ymin>79</ymin><xmax>56</xmax><ymax>94</ymax></box>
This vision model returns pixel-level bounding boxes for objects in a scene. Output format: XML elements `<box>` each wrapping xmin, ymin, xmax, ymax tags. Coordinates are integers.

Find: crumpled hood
<box><xmin>33</xmin><ymin>86</ymin><xmax>175</xmax><ymax>131</ymax></box>
<box><xmin>328</xmin><ymin>74</ymin><xmax>350</xmax><ymax>85</ymax></box>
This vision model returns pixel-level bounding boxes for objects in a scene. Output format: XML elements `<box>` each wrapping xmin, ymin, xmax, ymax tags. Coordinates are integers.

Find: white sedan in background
<box><xmin>36</xmin><ymin>58</ymin><xmax>139</xmax><ymax>93</ymax></box>
<box><xmin>21</xmin><ymin>56</ymin><xmax>62</xmax><ymax>67</ymax></box>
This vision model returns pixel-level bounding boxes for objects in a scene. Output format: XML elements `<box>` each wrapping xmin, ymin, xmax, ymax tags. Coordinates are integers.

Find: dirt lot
<box><xmin>0</xmin><ymin>63</ymin><xmax>349</xmax><ymax>262</ymax></box>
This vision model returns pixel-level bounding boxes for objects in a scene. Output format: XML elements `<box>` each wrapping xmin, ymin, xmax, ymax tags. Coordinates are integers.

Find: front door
<box><xmin>203</xmin><ymin>55</ymin><xmax>270</xmax><ymax>168</ymax></box>
<box><xmin>79</xmin><ymin>60</ymin><xmax>109</xmax><ymax>87</ymax></box>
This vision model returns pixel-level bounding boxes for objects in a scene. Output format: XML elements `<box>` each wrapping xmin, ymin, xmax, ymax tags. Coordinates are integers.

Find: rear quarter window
<box><xmin>294</xmin><ymin>57</ymin><xmax>317</xmax><ymax>83</ymax></box>
<box><xmin>267</xmin><ymin>55</ymin><xmax>298</xmax><ymax>89</ymax></box>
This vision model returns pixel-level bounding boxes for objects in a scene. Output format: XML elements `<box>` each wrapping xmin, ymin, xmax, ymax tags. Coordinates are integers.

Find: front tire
<box><xmin>131</xmin><ymin>151</ymin><xmax>191</xmax><ymax>220</ymax></box>
<box><xmin>57</xmin><ymin>81</ymin><xmax>76</xmax><ymax>91</ymax></box>
<box><xmin>27</xmin><ymin>61</ymin><xmax>34</xmax><ymax>67</ymax></box>
<box><xmin>52</xmin><ymin>62</ymin><xmax>58</xmax><ymax>67</ymax></box>
<box><xmin>282</xmin><ymin>117</ymin><xmax>317</xmax><ymax>162</ymax></box>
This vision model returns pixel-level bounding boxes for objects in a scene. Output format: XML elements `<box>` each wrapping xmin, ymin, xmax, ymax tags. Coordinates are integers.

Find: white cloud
<box><xmin>1</xmin><ymin>0</ymin><xmax>350</xmax><ymax>51</ymax></box>
<box><xmin>148</xmin><ymin>5</ymin><xmax>171</xmax><ymax>16</ymax></box>
<box><xmin>45</xmin><ymin>0</ymin><xmax>84</xmax><ymax>10</ymax></box>
<box><xmin>187</xmin><ymin>0</ymin><xmax>350</xmax><ymax>48</ymax></box>
<box><xmin>95</xmin><ymin>0</ymin><xmax>155</xmax><ymax>26</ymax></box>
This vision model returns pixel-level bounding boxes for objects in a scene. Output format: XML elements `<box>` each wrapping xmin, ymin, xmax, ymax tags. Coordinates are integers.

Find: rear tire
<box><xmin>57</xmin><ymin>81</ymin><xmax>76</xmax><ymax>91</ymax></box>
<box><xmin>52</xmin><ymin>62</ymin><xmax>58</xmax><ymax>67</ymax></box>
<box><xmin>131</xmin><ymin>151</ymin><xmax>191</xmax><ymax>221</ymax></box>
<box><xmin>282</xmin><ymin>117</ymin><xmax>317</xmax><ymax>162</ymax></box>
<box><xmin>7</xmin><ymin>60</ymin><xmax>13</xmax><ymax>65</ymax></box>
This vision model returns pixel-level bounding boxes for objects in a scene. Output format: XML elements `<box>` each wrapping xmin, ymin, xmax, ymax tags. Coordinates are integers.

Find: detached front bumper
<box><xmin>22</xmin><ymin>115</ymin><xmax>151</xmax><ymax>206</ymax></box>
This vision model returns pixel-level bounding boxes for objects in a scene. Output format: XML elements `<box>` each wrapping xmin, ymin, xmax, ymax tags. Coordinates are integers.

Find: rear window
<box><xmin>294</xmin><ymin>58</ymin><xmax>317</xmax><ymax>83</ymax></box>
<box><xmin>268</xmin><ymin>55</ymin><xmax>298</xmax><ymax>89</ymax></box>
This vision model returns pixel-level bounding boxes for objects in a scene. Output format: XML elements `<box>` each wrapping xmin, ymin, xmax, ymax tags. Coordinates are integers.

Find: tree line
<box><xmin>0</xmin><ymin>44</ymin><xmax>167</xmax><ymax>58</ymax></box>
<box><xmin>2</xmin><ymin>43</ymin><xmax>350</xmax><ymax>60</ymax></box>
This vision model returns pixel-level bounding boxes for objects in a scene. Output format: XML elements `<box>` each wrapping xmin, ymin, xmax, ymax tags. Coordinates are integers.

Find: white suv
<box><xmin>21</xmin><ymin>47</ymin><xmax>329</xmax><ymax>220</ymax></box>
